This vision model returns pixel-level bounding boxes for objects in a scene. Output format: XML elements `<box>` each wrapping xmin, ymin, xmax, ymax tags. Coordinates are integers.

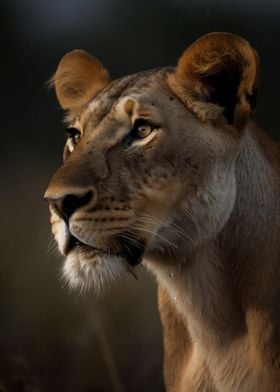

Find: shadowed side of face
<box><xmin>45</xmin><ymin>33</ymin><xmax>259</xmax><ymax>292</ymax></box>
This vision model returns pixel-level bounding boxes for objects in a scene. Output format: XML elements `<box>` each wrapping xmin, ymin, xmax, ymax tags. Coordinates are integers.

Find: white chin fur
<box><xmin>62</xmin><ymin>250</ymin><xmax>127</xmax><ymax>294</ymax></box>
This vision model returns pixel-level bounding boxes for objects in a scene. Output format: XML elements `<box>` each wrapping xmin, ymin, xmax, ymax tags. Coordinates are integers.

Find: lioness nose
<box><xmin>45</xmin><ymin>190</ymin><xmax>93</xmax><ymax>222</ymax></box>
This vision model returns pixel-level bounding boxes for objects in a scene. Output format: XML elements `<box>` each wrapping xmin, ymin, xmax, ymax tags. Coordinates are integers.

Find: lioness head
<box><xmin>45</xmin><ymin>32</ymin><xmax>259</xmax><ymax>292</ymax></box>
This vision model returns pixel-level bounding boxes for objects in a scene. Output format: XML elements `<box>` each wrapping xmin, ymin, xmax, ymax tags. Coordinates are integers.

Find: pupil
<box><xmin>139</xmin><ymin>126</ymin><xmax>148</xmax><ymax>134</ymax></box>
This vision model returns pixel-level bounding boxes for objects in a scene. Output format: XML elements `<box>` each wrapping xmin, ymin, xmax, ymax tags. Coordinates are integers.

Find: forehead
<box><xmin>74</xmin><ymin>68</ymin><xmax>172</xmax><ymax>128</ymax></box>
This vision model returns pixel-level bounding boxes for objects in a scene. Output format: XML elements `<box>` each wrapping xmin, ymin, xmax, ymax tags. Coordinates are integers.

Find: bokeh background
<box><xmin>1</xmin><ymin>0</ymin><xmax>280</xmax><ymax>391</ymax></box>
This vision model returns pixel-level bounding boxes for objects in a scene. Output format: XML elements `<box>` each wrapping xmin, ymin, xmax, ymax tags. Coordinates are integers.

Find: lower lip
<box><xmin>67</xmin><ymin>243</ymin><xmax>143</xmax><ymax>266</ymax></box>
<box><xmin>68</xmin><ymin>242</ymin><xmax>97</xmax><ymax>254</ymax></box>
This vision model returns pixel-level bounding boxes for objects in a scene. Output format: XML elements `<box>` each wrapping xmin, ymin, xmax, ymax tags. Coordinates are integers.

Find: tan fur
<box><xmin>45</xmin><ymin>33</ymin><xmax>280</xmax><ymax>391</ymax></box>
<box><xmin>51</xmin><ymin>49</ymin><xmax>111</xmax><ymax>111</ymax></box>
<box><xmin>168</xmin><ymin>32</ymin><xmax>259</xmax><ymax>128</ymax></box>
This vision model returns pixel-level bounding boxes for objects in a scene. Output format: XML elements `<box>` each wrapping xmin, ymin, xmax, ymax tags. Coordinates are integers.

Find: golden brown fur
<box><xmin>45</xmin><ymin>33</ymin><xmax>280</xmax><ymax>391</ymax></box>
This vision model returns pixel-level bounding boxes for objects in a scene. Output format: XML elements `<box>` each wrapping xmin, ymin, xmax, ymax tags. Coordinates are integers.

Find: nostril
<box><xmin>61</xmin><ymin>195</ymin><xmax>81</xmax><ymax>221</ymax></box>
<box><xmin>47</xmin><ymin>190</ymin><xmax>92</xmax><ymax>222</ymax></box>
<box><xmin>63</xmin><ymin>191</ymin><xmax>92</xmax><ymax>219</ymax></box>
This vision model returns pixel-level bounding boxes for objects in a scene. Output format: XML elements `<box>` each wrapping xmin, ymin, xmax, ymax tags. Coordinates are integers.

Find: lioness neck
<box><xmin>145</xmin><ymin>121</ymin><xmax>280</xmax><ymax>390</ymax></box>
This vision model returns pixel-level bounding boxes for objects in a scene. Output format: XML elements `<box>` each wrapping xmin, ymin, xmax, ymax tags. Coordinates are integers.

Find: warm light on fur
<box><xmin>45</xmin><ymin>33</ymin><xmax>280</xmax><ymax>391</ymax></box>
<box><xmin>51</xmin><ymin>49</ymin><xmax>111</xmax><ymax>111</ymax></box>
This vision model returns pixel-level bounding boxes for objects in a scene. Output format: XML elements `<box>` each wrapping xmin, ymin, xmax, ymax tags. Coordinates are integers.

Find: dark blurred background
<box><xmin>1</xmin><ymin>0</ymin><xmax>280</xmax><ymax>391</ymax></box>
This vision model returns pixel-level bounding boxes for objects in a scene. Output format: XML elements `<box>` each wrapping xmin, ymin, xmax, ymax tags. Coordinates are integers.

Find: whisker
<box><xmin>132</xmin><ymin>223</ymin><xmax>177</xmax><ymax>252</ymax></box>
<box><xmin>134</xmin><ymin>214</ymin><xmax>195</xmax><ymax>244</ymax></box>
<box><xmin>47</xmin><ymin>237</ymin><xmax>59</xmax><ymax>256</ymax></box>
<box><xmin>181</xmin><ymin>208</ymin><xmax>202</xmax><ymax>245</ymax></box>
<box><xmin>118</xmin><ymin>231</ymin><xmax>144</xmax><ymax>250</ymax></box>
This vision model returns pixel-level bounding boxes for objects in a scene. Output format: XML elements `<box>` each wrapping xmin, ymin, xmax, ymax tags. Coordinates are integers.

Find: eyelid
<box><xmin>133</xmin><ymin>118</ymin><xmax>159</xmax><ymax>129</ymax></box>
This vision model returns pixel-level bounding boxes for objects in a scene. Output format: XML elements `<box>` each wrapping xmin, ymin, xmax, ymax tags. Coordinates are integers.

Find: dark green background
<box><xmin>1</xmin><ymin>0</ymin><xmax>280</xmax><ymax>390</ymax></box>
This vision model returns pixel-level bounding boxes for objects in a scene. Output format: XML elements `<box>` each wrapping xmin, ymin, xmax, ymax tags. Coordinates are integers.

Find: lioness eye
<box><xmin>123</xmin><ymin>119</ymin><xmax>158</xmax><ymax>148</ymax></box>
<box><xmin>65</xmin><ymin>127</ymin><xmax>81</xmax><ymax>145</ymax></box>
<box><xmin>136</xmin><ymin>124</ymin><xmax>152</xmax><ymax>138</ymax></box>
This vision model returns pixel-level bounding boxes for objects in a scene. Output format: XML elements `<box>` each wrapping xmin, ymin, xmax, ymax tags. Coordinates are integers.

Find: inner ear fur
<box><xmin>51</xmin><ymin>49</ymin><xmax>111</xmax><ymax>111</ymax></box>
<box><xmin>168</xmin><ymin>32</ymin><xmax>260</xmax><ymax>128</ymax></box>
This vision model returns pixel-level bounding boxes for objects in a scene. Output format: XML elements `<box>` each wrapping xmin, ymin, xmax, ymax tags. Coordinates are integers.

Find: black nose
<box><xmin>45</xmin><ymin>191</ymin><xmax>92</xmax><ymax>222</ymax></box>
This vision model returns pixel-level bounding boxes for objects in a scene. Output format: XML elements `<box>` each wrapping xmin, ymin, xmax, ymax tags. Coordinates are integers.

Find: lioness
<box><xmin>45</xmin><ymin>33</ymin><xmax>280</xmax><ymax>391</ymax></box>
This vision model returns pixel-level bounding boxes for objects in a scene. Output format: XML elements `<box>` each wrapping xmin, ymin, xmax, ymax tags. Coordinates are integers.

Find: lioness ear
<box><xmin>52</xmin><ymin>49</ymin><xmax>111</xmax><ymax>111</ymax></box>
<box><xmin>169</xmin><ymin>32</ymin><xmax>260</xmax><ymax>128</ymax></box>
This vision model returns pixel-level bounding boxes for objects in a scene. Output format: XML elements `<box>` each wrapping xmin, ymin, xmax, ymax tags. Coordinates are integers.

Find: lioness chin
<box><xmin>45</xmin><ymin>33</ymin><xmax>280</xmax><ymax>391</ymax></box>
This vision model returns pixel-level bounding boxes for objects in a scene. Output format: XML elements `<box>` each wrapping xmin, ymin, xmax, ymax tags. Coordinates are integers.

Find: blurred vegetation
<box><xmin>1</xmin><ymin>0</ymin><xmax>280</xmax><ymax>390</ymax></box>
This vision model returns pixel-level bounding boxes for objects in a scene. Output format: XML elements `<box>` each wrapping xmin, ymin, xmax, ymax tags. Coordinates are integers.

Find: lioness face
<box><xmin>45</xmin><ymin>34</ymin><xmax>258</xmax><ymax>291</ymax></box>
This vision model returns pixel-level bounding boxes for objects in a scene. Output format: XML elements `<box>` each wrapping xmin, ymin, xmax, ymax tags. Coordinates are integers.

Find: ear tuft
<box><xmin>52</xmin><ymin>50</ymin><xmax>111</xmax><ymax>111</ymax></box>
<box><xmin>169</xmin><ymin>32</ymin><xmax>260</xmax><ymax>128</ymax></box>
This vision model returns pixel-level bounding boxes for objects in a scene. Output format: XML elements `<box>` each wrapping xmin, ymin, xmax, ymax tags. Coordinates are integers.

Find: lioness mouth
<box><xmin>65</xmin><ymin>234</ymin><xmax>95</xmax><ymax>254</ymax></box>
<box><xmin>66</xmin><ymin>233</ymin><xmax>145</xmax><ymax>266</ymax></box>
